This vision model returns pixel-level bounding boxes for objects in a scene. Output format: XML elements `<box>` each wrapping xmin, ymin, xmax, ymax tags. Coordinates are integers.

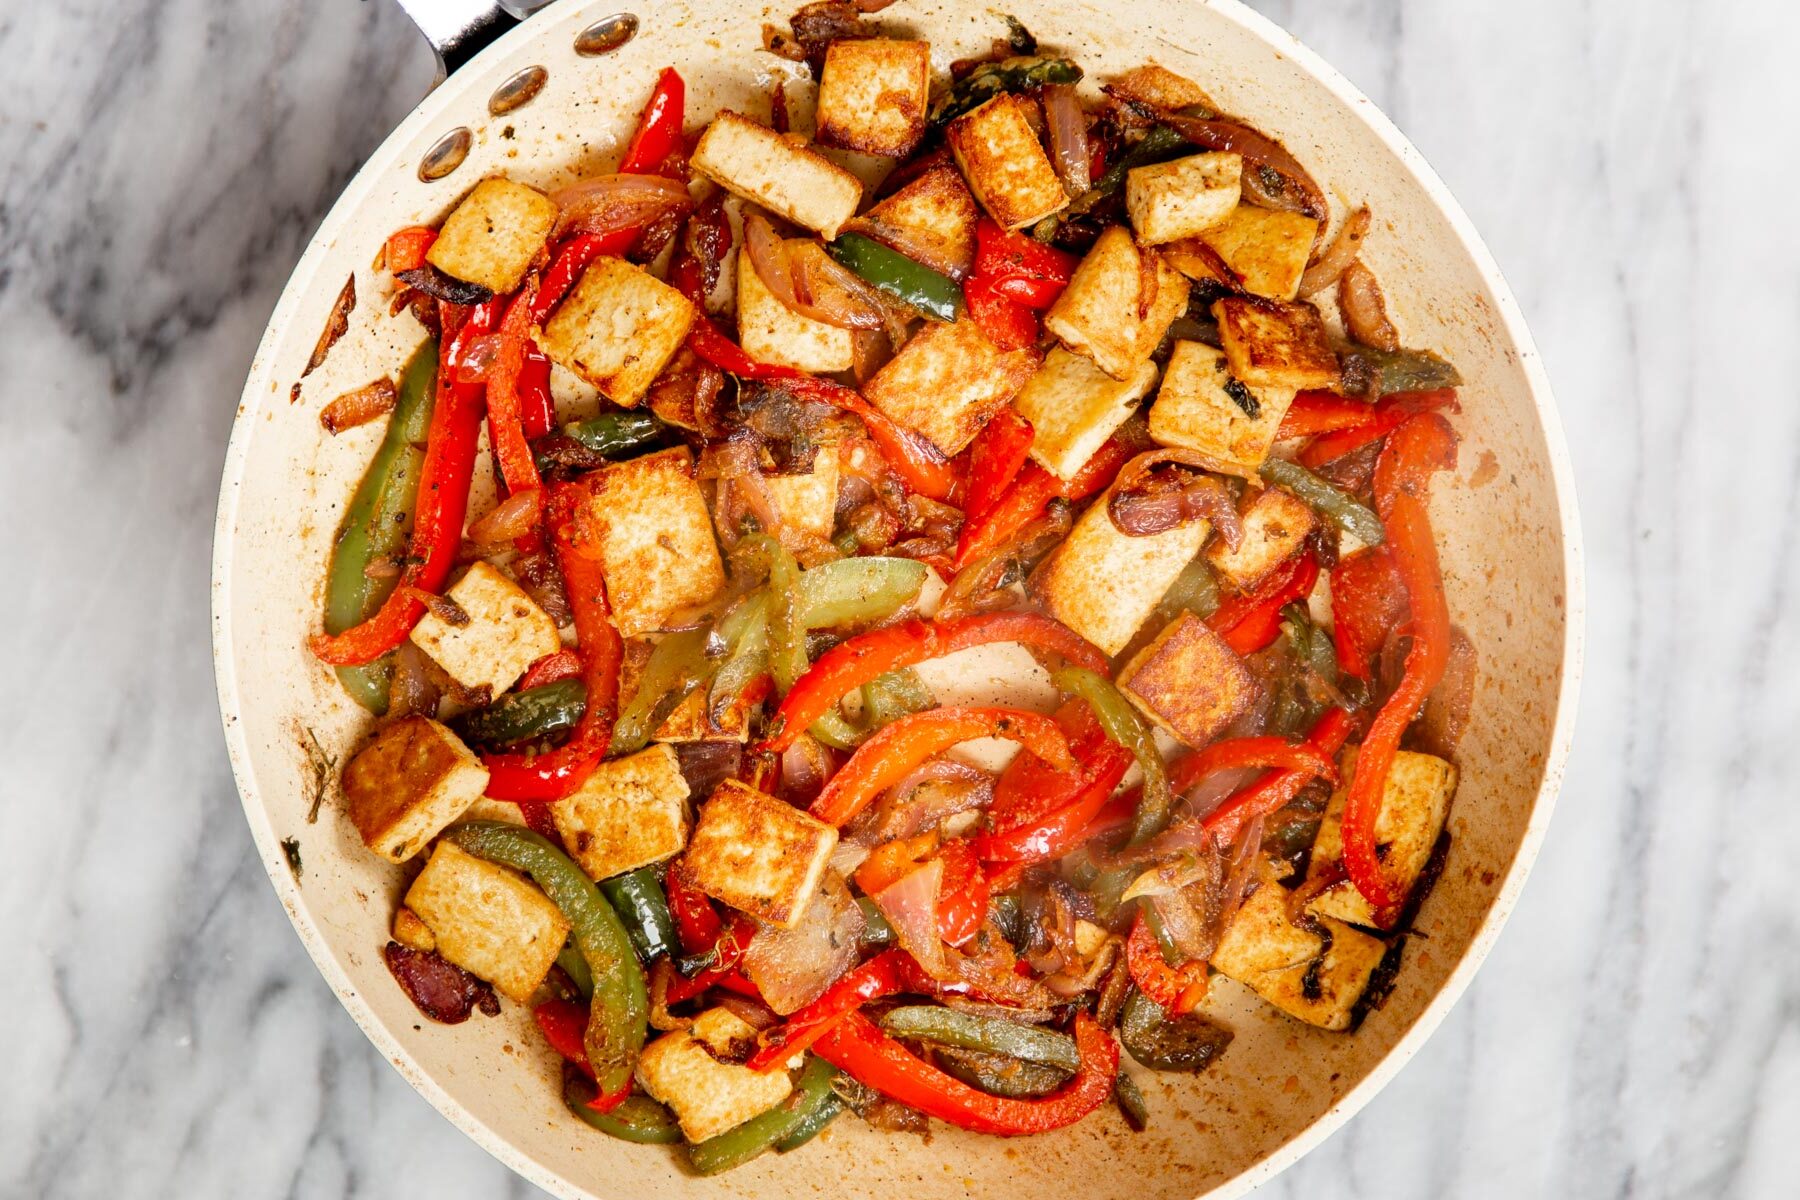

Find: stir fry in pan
<box><xmin>306</xmin><ymin>6</ymin><xmax>1475</xmax><ymax>1170</ymax></box>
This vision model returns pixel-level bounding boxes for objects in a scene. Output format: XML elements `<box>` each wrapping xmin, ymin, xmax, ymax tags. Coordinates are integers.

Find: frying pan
<box><xmin>210</xmin><ymin>1</ymin><xmax>1584</xmax><ymax>1196</ymax></box>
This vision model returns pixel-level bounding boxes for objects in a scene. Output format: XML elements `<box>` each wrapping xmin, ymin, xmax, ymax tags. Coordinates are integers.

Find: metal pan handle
<box><xmin>393</xmin><ymin>0</ymin><xmax>558</xmax><ymax>79</ymax></box>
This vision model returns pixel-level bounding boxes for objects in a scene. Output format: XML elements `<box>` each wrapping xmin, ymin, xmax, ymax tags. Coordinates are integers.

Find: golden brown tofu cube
<box><xmin>1106</xmin><ymin>63</ymin><xmax>1217</xmax><ymax>113</ymax></box>
<box><xmin>539</xmin><ymin>257</ymin><xmax>696</xmax><ymax>406</ymax></box>
<box><xmin>425</xmin><ymin>177</ymin><xmax>558</xmax><ymax>295</ymax></box>
<box><xmin>816</xmin><ymin>38</ymin><xmax>931</xmax><ymax>158</ymax></box>
<box><xmin>1147</xmin><ymin>340</ymin><xmax>1295</xmax><ymax>478</ymax></box>
<box><xmin>678</xmin><ymin>780</ymin><xmax>837</xmax><ymax>928</ymax></box>
<box><xmin>862</xmin><ymin>318</ymin><xmax>1040</xmax><ymax>456</ymax></box>
<box><xmin>408</xmin><ymin>561</ymin><xmax>561</xmax><ymax>698</ymax></box>
<box><xmin>1126</xmin><ymin>152</ymin><xmax>1243</xmax><ymax>245</ymax></box>
<box><xmin>1205</xmin><ymin>485</ymin><xmax>1316</xmax><ymax>592</ymax></box>
<box><xmin>342</xmin><ymin>716</ymin><xmax>490</xmax><ymax>864</ymax></box>
<box><xmin>392</xmin><ymin>907</ymin><xmax>436</xmax><ymax>952</ymax></box>
<box><xmin>1198</xmin><ymin>205</ymin><xmax>1320</xmax><ymax>301</ymax></box>
<box><xmin>1307</xmin><ymin>747</ymin><xmax>1458</xmax><ymax>929</ymax></box>
<box><xmin>1043</xmin><ymin>226</ymin><xmax>1190</xmax><ymax>380</ymax></box>
<box><xmin>763</xmin><ymin>442</ymin><xmax>841</xmax><ymax>542</ymax></box>
<box><xmin>1211</xmin><ymin>866</ymin><xmax>1388</xmax><ymax>1031</ymax></box>
<box><xmin>1118</xmin><ymin>611</ymin><xmax>1260</xmax><ymax>747</ymax></box>
<box><xmin>691</xmin><ymin>111</ymin><xmax>863</xmax><ymax>240</ymax></box>
<box><xmin>736</xmin><ymin>240</ymin><xmax>854</xmax><ymax>373</ymax></box>
<box><xmin>1014</xmin><ymin>348</ymin><xmax>1158</xmax><ymax>480</ymax></box>
<box><xmin>579</xmin><ymin>447</ymin><xmax>726</xmax><ymax>637</ymax></box>
<box><xmin>1028</xmin><ymin>487</ymin><xmax>1210</xmax><ymax>656</ymax></box>
<box><xmin>946</xmin><ymin>94</ymin><xmax>1069</xmax><ymax>230</ymax></box>
<box><xmin>404</xmin><ymin>841</ymin><xmax>571</xmax><ymax>1003</ymax></box>
<box><xmin>635</xmin><ymin>1008</ymin><xmax>796</xmax><ymax>1142</ymax></box>
<box><xmin>550</xmin><ymin>744</ymin><xmax>692</xmax><ymax>881</ymax></box>
<box><xmin>843</xmin><ymin>161</ymin><xmax>979</xmax><ymax>278</ymax></box>
<box><xmin>1213</xmin><ymin>295</ymin><xmax>1341</xmax><ymax>392</ymax></box>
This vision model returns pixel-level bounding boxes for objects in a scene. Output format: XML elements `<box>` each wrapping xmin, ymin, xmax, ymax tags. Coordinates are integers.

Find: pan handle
<box><xmin>393</xmin><ymin>0</ymin><xmax>558</xmax><ymax>79</ymax></box>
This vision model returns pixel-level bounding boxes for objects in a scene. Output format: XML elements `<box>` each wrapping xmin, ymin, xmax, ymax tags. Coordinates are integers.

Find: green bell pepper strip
<box><xmin>561</xmin><ymin>411</ymin><xmax>667</xmax><ymax>457</ymax></box>
<box><xmin>557</xmin><ymin>941</ymin><xmax>595</xmax><ymax>1001</ymax></box>
<box><xmin>447</xmin><ymin>823</ymin><xmax>647</xmax><ymax>1104</ymax></box>
<box><xmin>454</xmin><ymin>679</ymin><xmax>586</xmax><ymax>748</ymax></box>
<box><xmin>1339</xmin><ymin>344</ymin><xmax>1463</xmax><ymax>397</ymax></box>
<box><xmin>795</xmin><ymin>557</ymin><xmax>927</xmax><ymax>628</ymax></box>
<box><xmin>686</xmin><ymin>1056</ymin><xmax>841</xmax><ymax>1175</ymax></box>
<box><xmin>879</xmin><ymin>1006</ymin><xmax>1081</xmax><ymax>1072</ymax></box>
<box><xmin>563</xmin><ymin>1073</ymin><xmax>683</xmax><ymax>1144</ymax></box>
<box><xmin>934</xmin><ymin>1047</ymin><xmax>1070</xmax><ymax>1098</ymax></box>
<box><xmin>928</xmin><ymin>56</ymin><xmax>1083</xmax><ymax>126</ymax></box>
<box><xmin>611</xmin><ymin>626</ymin><xmax>715</xmax><ymax>756</ymax></box>
<box><xmin>773</xmin><ymin>1089</ymin><xmax>845</xmax><ymax>1152</ymax></box>
<box><xmin>709</xmin><ymin>592</ymin><xmax>771</xmax><ymax>724</ymax></box>
<box><xmin>1052</xmin><ymin>668</ymin><xmax>1172</xmax><ymax>845</ymax></box>
<box><xmin>829</xmin><ymin>234</ymin><xmax>962</xmax><ymax>322</ymax></box>
<box><xmin>1260</xmin><ymin>457</ymin><xmax>1386</xmax><ymax>546</ymax></box>
<box><xmin>1163</xmin><ymin>557</ymin><xmax>1221</xmax><ymax>620</ymax></box>
<box><xmin>598</xmin><ymin>867</ymin><xmax>678</xmax><ymax>962</ymax></box>
<box><xmin>1113</xmin><ymin>1072</ymin><xmax>1150</xmax><ymax>1131</ymax></box>
<box><xmin>856</xmin><ymin>896</ymin><xmax>896</xmax><ymax>947</ymax></box>
<box><xmin>321</xmin><ymin>338</ymin><xmax>439</xmax><ymax>712</ymax></box>
<box><xmin>861</xmin><ymin>668</ymin><xmax>933</xmax><ymax>727</ymax></box>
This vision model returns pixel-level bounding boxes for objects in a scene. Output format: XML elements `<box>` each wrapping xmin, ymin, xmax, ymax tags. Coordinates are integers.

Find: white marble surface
<box><xmin>3</xmin><ymin>0</ymin><xmax>1795</xmax><ymax>1196</ymax></box>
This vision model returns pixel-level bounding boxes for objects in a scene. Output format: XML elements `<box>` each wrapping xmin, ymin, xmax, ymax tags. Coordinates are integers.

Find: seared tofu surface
<box><xmin>1043</xmin><ymin>226</ymin><xmax>1190</xmax><ymax>380</ymax></box>
<box><xmin>946</xmin><ymin>94</ymin><xmax>1070</xmax><ymax>230</ymax></box>
<box><xmin>816</xmin><ymin>38</ymin><xmax>932</xmax><ymax>157</ymax></box>
<box><xmin>1195</xmin><ymin>204</ymin><xmax>1320</xmax><ymax>301</ymax></box>
<box><xmin>844</xmin><ymin>161</ymin><xmax>979</xmax><ymax>277</ymax></box>
<box><xmin>678</xmin><ymin>779</ymin><xmax>838</xmax><ymax>928</ymax></box>
<box><xmin>538</xmin><ymin>257</ymin><xmax>696</xmax><ymax>406</ymax></box>
<box><xmin>736</xmin><ymin>241</ymin><xmax>855</xmax><ymax>373</ymax></box>
<box><xmin>1213</xmin><ymin>295</ymin><xmax>1342</xmax><ymax>392</ymax></box>
<box><xmin>1306</xmin><ymin>747</ymin><xmax>1458</xmax><ymax>929</ymax></box>
<box><xmin>1013</xmin><ymin>348</ymin><xmax>1158</xmax><ymax>480</ymax></box>
<box><xmin>550</xmin><ymin>743</ymin><xmax>692</xmax><ymax>880</ymax></box>
<box><xmin>404</xmin><ymin>841</ymin><xmax>570</xmax><ymax>1003</ymax></box>
<box><xmin>578</xmin><ymin>447</ymin><xmax>726</xmax><ymax>638</ymax></box>
<box><xmin>1206</xmin><ymin>485</ymin><xmax>1317</xmax><ymax>592</ymax></box>
<box><xmin>1125</xmin><ymin>151</ymin><xmax>1243</xmax><ymax>245</ymax></box>
<box><xmin>1147</xmin><ymin>340</ymin><xmax>1295</xmax><ymax>478</ymax></box>
<box><xmin>691</xmin><ymin>111</ymin><xmax>862</xmax><ymax>240</ymax></box>
<box><xmin>862</xmin><ymin>318</ymin><xmax>1040</xmax><ymax>456</ymax></box>
<box><xmin>635</xmin><ymin>1008</ymin><xmax>796</xmax><ymax>1142</ymax></box>
<box><xmin>342</xmin><ymin>716</ymin><xmax>489</xmax><ymax>863</ymax></box>
<box><xmin>408</xmin><ymin>561</ymin><xmax>561</xmax><ymax>699</ymax></box>
<box><xmin>1211</xmin><ymin>865</ymin><xmax>1388</xmax><ymax>1031</ymax></box>
<box><xmin>1118</xmin><ymin>611</ymin><xmax>1260</xmax><ymax>747</ymax></box>
<box><xmin>425</xmin><ymin>177</ymin><xmax>558</xmax><ymax>294</ymax></box>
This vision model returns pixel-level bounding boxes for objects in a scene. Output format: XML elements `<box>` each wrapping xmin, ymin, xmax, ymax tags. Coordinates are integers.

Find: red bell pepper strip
<box><xmin>747</xmin><ymin>949</ymin><xmax>913</xmax><ymax>1072</ymax></box>
<box><xmin>530</xmin><ymin>234</ymin><xmax>617</xmax><ymax>324</ymax></box>
<box><xmin>960</xmin><ymin>407</ymin><xmax>1034</xmax><ymax>524</ymax></box>
<box><xmin>664</xmin><ymin>867</ymin><xmax>725</xmax><ymax>955</ymax></box>
<box><xmin>480</xmin><ymin>483</ymin><xmax>624</xmax><ymax>800</ymax></box>
<box><xmin>1202</xmin><ymin>708</ymin><xmax>1353</xmax><ymax>846</ymax></box>
<box><xmin>988</xmin><ymin>699</ymin><xmax>1118</xmax><ymax>831</ymax></box>
<box><xmin>811</xmin><ymin>707</ymin><xmax>1075</xmax><ymax>826</ymax></box>
<box><xmin>1125</xmin><ymin>910</ymin><xmax>1209</xmax><ymax>1016</ymax></box>
<box><xmin>308</xmin><ymin>300</ymin><xmax>500</xmax><ymax>665</ymax></box>
<box><xmin>385</xmin><ymin>225</ymin><xmax>437</xmax><ymax>274</ymax></box>
<box><xmin>953</xmin><ymin>435</ymin><xmax>1132</xmax><ymax>571</ymax></box>
<box><xmin>535</xmin><ymin>997</ymin><xmax>595</xmax><ymax>1076</ymax></box>
<box><xmin>519</xmin><ymin>648</ymin><xmax>582</xmax><ymax>690</ymax></box>
<box><xmin>1298</xmin><ymin>389</ymin><xmax>1460</xmax><ymax>469</ymax></box>
<box><xmin>964</xmin><ymin>272</ymin><xmax>1040</xmax><ymax>350</ymax></box>
<box><xmin>1277</xmin><ymin>390</ymin><xmax>1381</xmax><ymax>439</ymax></box>
<box><xmin>933</xmin><ymin>839</ymin><xmax>991</xmax><ymax>946</ymax></box>
<box><xmin>762</xmin><ymin>612</ymin><xmax>1110</xmax><ymax>754</ymax></box>
<box><xmin>665</xmin><ymin>913</ymin><xmax>756</xmax><ymax>1004</ymax></box>
<box><xmin>1329</xmin><ymin>546</ymin><xmax>1407</xmax><ymax>680</ymax></box>
<box><xmin>1168</xmin><ymin>735</ymin><xmax>1339</xmax><ymax>797</ymax></box>
<box><xmin>972</xmin><ymin>218</ymin><xmax>1076</xmax><ymax>304</ymax></box>
<box><xmin>973</xmin><ymin>747</ymin><xmax>1132</xmax><ymax>865</ymax></box>
<box><xmin>1206</xmin><ymin>553</ymin><xmax>1320</xmax><ymax>657</ymax></box>
<box><xmin>486</xmin><ymin>281</ymin><xmax>546</xmax><ymax>507</ymax></box>
<box><xmin>518</xmin><ymin>344</ymin><xmax>555</xmax><ymax>439</ymax></box>
<box><xmin>816</xmin><ymin>1009</ymin><xmax>1118</xmax><ymax>1136</ymax></box>
<box><xmin>617</xmin><ymin>67</ymin><xmax>686</xmax><ymax>176</ymax></box>
<box><xmin>1342</xmin><ymin>414</ymin><xmax>1458</xmax><ymax>914</ymax></box>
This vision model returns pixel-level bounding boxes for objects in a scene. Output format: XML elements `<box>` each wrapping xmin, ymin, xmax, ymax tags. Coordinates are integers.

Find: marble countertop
<box><xmin>4</xmin><ymin>0</ymin><xmax>1793</xmax><ymax>1195</ymax></box>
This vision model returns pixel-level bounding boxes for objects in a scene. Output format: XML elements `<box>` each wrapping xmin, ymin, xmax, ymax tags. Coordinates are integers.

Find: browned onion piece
<box><xmin>387</xmin><ymin>640</ymin><xmax>442</xmax><ymax>721</ymax></box>
<box><xmin>675</xmin><ymin>741</ymin><xmax>742</xmax><ymax>801</ymax></box>
<box><xmin>513</xmin><ymin>549</ymin><xmax>571</xmax><ymax>627</ymax></box>
<box><xmin>320</xmin><ymin>377</ymin><xmax>397</xmax><ymax>434</ymax></box>
<box><xmin>871</xmin><ymin>859</ymin><xmax>947</xmax><ymax>977</ymax></box>
<box><xmin>1155</xmin><ymin>111</ymin><xmax>1327</xmax><ymax>220</ymax></box>
<box><xmin>468</xmin><ymin>488</ymin><xmax>542</xmax><ymax>545</ymax></box>
<box><xmin>550</xmin><ymin>173</ymin><xmax>692</xmax><ymax>241</ymax></box>
<box><xmin>778</xmin><ymin>733</ymin><xmax>836</xmax><ymax>807</ymax></box>
<box><xmin>743</xmin><ymin>872</ymin><xmax>863</xmax><ymax>1014</ymax></box>
<box><xmin>300</xmin><ymin>273</ymin><xmax>357</xmax><ymax>383</ymax></box>
<box><xmin>383</xmin><ymin>941</ymin><xmax>498</xmax><ymax>1024</ymax></box>
<box><xmin>709</xmin><ymin>437</ymin><xmax>786</xmax><ymax>540</ymax></box>
<box><xmin>1107</xmin><ymin>449</ymin><xmax>1243</xmax><ymax>545</ymax></box>
<box><xmin>761</xmin><ymin>24</ymin><xmax>809</xmax><ymax>61</ymax></box>
<box><xmin>1298</xmin><ymin>205</ymin><xmax>1372</xmax><ymax>298</ymax></box>
<box><xmin>1416</xmin><ymin>626</ymin><xmax>1477</xmax><ymax>757</ymax></box>
<box><xmin>1043</xmin><ymin>83</ymin><xmax>1091</xmax><ymax>195</ymax></box>
<box><xmin>646</xmin><ymin>958</ymin><xmax>694</xmax><ymax>1031</ymax></box>
<box><xmin>936</xmin><ymin>503</ymin><xmax>1072</xmax><ymax>620</ymax></box>
<box><xmin>745</xmin><ymin>212</ymin><xmax>884</xmax><ymax>330</ymax></box>
<box><xmin>407</xmin><ymin>586</ymin><xmax>470</xmax><ymax>627</ymax></box>
<box><xmin>1338</xmin><ymin>260</ymin><xmax>1401</xmax><ymax>352</ymax></box>
<box><xmin>849</xmin><ymin>761</ymin><xmax>994</xmax><ymax>845</ymax></box>
<box><xmin>714</xmin><ymin>992</ymin><xmax>782</xmax><ymax>1032</ymax></box>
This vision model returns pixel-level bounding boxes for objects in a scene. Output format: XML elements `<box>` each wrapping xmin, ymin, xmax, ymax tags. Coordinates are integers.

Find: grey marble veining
<box><xmin>2</xmin><ymin>1</ymin><xmax>1794</xmax><ymax>1197</ymax></box>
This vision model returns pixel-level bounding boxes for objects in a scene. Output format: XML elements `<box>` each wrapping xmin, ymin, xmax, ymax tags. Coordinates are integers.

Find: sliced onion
<box><xmin>714</xmin><ymin>992</ymin><xmax>781</xmax><ymax>1031</ymax></box>
<box><xmin>1299</xmin><ymin>206</ymin><xmax>1372</xmax><ymax>298</ymax></box>
<box><xmin>1108</xmin><ymin>448</ymin><xmax>1244</xmax><ymax>545</ymax></box>
<box><xmin>1338</xmin><ymin>260</ymin><xmax>1400</xmax><ymax>351</ymax></box>
<box><xmin>320</xmin><ymin>377</ymin><xmax>397</xmax><ymax>434</ymax></box>
<box><xmin>745</xmin><ymin>212</ymin><xmax>884</xmax><ymax>330</ymax></box>
<box><xmin>550</xmin><ymin>173</ymin><xmax>691</xmax><ymax>241</ymax></box>
<box><xmin>1120</xmin><ymin>853</ymin><xmax>1219</xmax><ymax>903</ymax></box>
<box><xmin>387</xmin><ymin>640</ymin><xmax>441</xmax><ymax>721</ymax></box>
<box><xmin>850</xmin><ymin>761</ymin><xmax>995</xmax><ymax>846</ymax></box>
<box><xmin>1417</xmin><ymin>626</ymin><xmax>1477</xmax><ymax>757</ymax></box>
<box><xmin>1150</xmin><ymin>848</ymin><xmax>1227</xmax><ymax>963</ymax></box>
<box><xmin>468</xmin><ymin>488</ymin><xmax>542</xmax><ymax>545</ymax></box>
<box><xmin>1043</xmin><ymin>83</ymin><xmax>1090</xmax><ymax>195</ymax></box>
<box><xmin>742</xmin><ymin>871</ymin><xmax>864</xmax><ymax>1014</ymax></box>
<box><xmin>1155</xmin><ymin>111</ymin><xmax>1327</xmax><ymax>221</ymax></box>
<box><xmin>870</xmin><ymin>858</ymin><xmax>947</xmax><ymax>977</ymax></box>
<box><xmin>778</xmin><ymin>734</ymin><xmax>836</xmax><ymax>807</ymax></box>
<box><xmin>709</xmin><ymin>438</ymin><xmax>786</xmax><ymax>539</ymax></box>
<box><xmin>675</xmin><ymin>741</ymin><xmax>742</xmax><ymax>800</ymax></box>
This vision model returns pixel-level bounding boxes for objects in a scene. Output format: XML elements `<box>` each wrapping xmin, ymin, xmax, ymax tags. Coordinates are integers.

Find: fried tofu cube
<box><xmin>1306</xmin><ymin>747</ymin><xmax>1458</xmax><ymax>929</ymax></box>
<box><xmin>843</xmin><ymin>161</ymin><xmax>979</xmax><ymax>278</ymax></box>
<box><xmin>550</xmin><ymin>744</ymin><xmax>692</xmax><ymax>880</ymax></box>
<box><xmin>342</xmin><ymin>716</ymin><xmax>490</xmax><ymax>863</ymax></box>
<box><xmin>1125</xmin><ymin>152</ymin><xmax>1243</xmax><ymax>245</ymax></box>
<box><xmin>635</xmin><ymin>1008</ymin><xmax>796</xmax><ymax>1142</ymax></box>
<box><xmin>425</xmin><ymin>177</ymin><xmax>558</xmax><ymax>294</ymax></box>
<box><xmin>1028</xmin><ymin>487</ymin><xmax>1210</xmax><ymax>656</ymax></box>
<box><xmin>691</xmin><ymin>111</ymin><xmax>863</xmax><ymax>240</ymax></box>
<box><xmin>404</xmin><ymin>841</ymin><xmax>571</xmax><ymax>1003</ymax></box>
<box><xmin>1147</xmin><ymin>340</ymin><xmax>1295</xmax><ymax>478</ymax></box>
<box><xmin>1014</xmin><ymin>349</ymin><xmax>1158</xmax><ymax>480</ymax></box>
<box><xmin>764</xmin><ymin>442</ymin><xmax>841</xmax><ymax>542</ymax></box>
<box><xmin>1211</xmin><ymin>866</ymin><xmax>1387</xmax><ymax>1031</ymax></box>
<box><xmin>1213</xmin><ymin>295</ymin><xmax>1341</xmax><ymax>392</ymax></box>
<box><xmin>736</xmin><ymin>240</ymin><xmax>854</xmax><ymax>373</ymax></box>
<box><xmin>816</xmin><ymin>38</ymin><xmax>931</xmax><ymax>158</ymax></box>
<box><xmin>946</xmin><ymin>94</ymin><xmax>1069</xmax><ymax>230</ymax></box>
<box><xmin>539</xmin><ymin>257</ymin><xmax>696</xmax><ymax>406</ymax></box>
<box><xmin>1106</xmin><ymin>63</ymin><xmax>1217</xmax><ymax>113</ymax></box>
<box><xmin>579</xmin><ymin>447</ymin><xmax>726</xmax><ymax>637</ymax></box>
<box><xmin>1197</xmin><ymin>205</ymin><xmax>1320</xmax><ymax>301</ymax></box>
<box><xmin>1206</xmin><ymin>485</ymin><xmax>1316</xmax><ymax>592</ymax></box>
<box><xmin>1118</xmin><ymin>611</ymin><xmax>1260</xmax><ymax>747</ymax></box>
<box><xmin>392</xmin><ymin>907</ymin><xmax>437</xmax><ymax>952</ymax></box>
<box><xmin>1043</xmin><ymin>226</ymin><xmax>1190</xmax><ymax>380</ymax></box>
<box><xmin>863</xmin><ymin>318</ymin><xmax>1040</xmax><ymax>456</ymax></box>
<box><xmin>408</xmin><ymin>561</ymin><xmax>561</xmax><ymax>698</ymax></box>
<box><xmin>678</xmin><ymin>780</ymin><xmax>837</xmax><ymax>928</ymax></box>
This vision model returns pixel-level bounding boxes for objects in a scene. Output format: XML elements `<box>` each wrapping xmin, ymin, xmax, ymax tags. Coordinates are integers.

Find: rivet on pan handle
<box><xmin>392</xmin><ymin>0</ymin><xmax>558</xmax><ymax>80</ymax></box>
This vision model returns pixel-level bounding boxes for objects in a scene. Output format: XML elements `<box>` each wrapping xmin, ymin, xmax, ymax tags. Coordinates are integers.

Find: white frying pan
<box><xmin>210</xmin><ymin>2</ymin><xmax>1584</xmax><ymax>1196</ymax></box>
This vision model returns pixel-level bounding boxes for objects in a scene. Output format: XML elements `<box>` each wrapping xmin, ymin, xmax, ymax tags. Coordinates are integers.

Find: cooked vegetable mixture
<box><xmin>311</xmin><ymin>4</ymin><xmax>1476</xmax><ymax>1170</ymax></box>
